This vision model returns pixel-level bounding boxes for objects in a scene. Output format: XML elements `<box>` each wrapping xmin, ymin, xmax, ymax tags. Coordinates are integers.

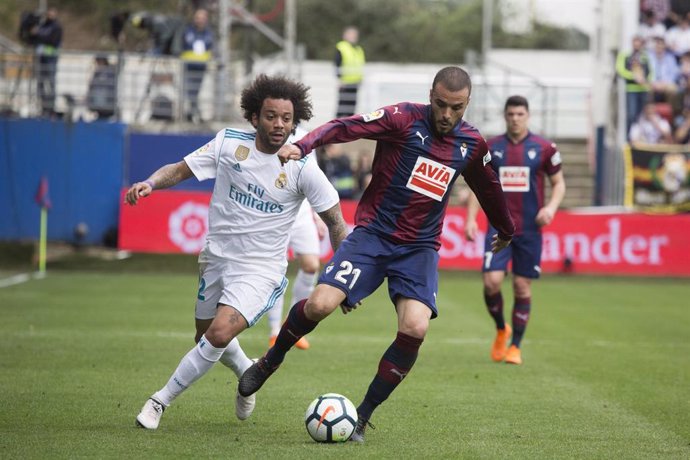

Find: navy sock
<box><xmin>265</xmin><ymin>299</ymin><xmax>318</xmax><ymax>366</ymax></box>
<box><xmin>484</xmin><ymin>290</ymin><xmax>505</xmax><ymax>329</ymax></box>
<box><xmin>511</xmin><ymin>297</ymin><xmax>531</xmax><ymax>347</ymax></box>
<box><xmin>357</xmin><ymin>332</ymin><xmax>423</xmax><ymax>421</ymax></box>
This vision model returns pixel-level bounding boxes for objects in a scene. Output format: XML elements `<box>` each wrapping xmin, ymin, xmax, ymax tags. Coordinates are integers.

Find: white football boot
<box><xmin>135</xmin><ymin>397</ymin><xmax>166</xmax><ymax>430</ymax></box>
<box><xmin>235</xmin><ymin>389</ymin><xmax>256</xmax><ymax>420</ymax></box>
<box><xmin>235</xmin><ymin>359</ymin><xmax>257</xmax><ymax>420</ymax></box>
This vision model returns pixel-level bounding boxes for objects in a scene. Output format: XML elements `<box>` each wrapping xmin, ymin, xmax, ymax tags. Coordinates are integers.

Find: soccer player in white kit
<box><xmin>125</xmin><ymin>75</ymin><xmax>349</xmax><ymax>430</ymax></box>
<box><xmin>265</xmin><ymin>128</ymin><xmax>327</xmax><ymax>350</ymax></box>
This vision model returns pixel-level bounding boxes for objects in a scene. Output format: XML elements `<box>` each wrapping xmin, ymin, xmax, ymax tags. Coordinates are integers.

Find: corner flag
<box><xmin>35</xmin><ymin>176</ymin><xmax>51</xmax><ymax>275</ymax></box>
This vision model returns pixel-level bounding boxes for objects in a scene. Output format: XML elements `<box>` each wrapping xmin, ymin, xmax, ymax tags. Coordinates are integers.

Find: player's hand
<box><xmin>277</xmin><ymin>144</ymin><xmax>302</xmax><ymax>165</ymax></box>
<box><xmin>124</xmin><ymin>181</ymin><xmax>153</xmax><ymax>205</ymax></box>
<box><xmin>491</xmin><ymin>234</ymin><xmax>511</xmax><ymax>253</ymax></box>
<box><xmin>464</xmin><ymin>219</ymin><xmax>478</xmax><ymax>242</ymax></box>
<box><xmin>340</xmin><ymin>300</ymin><xmax>361</xmax><ymax>315</ymax></box>
<box><xmin>535</xmin><ymin>206</ymin><xmax>555</xmax><ymax>227</ymax></box>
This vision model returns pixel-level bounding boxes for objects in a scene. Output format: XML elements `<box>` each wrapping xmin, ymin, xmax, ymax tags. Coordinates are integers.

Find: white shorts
<box><xmin>289</xmin><ymin>201</ymin><xmax>320</xmax><ymax>256</ymax></box>
<box><xmin>195</xmin><ymin>259</ymin><xmax>288</xmax><ymax>326</ymax></box>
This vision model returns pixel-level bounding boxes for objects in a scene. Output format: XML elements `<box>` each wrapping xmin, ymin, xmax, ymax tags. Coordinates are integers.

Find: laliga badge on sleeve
<box><xmin>483</xmin><ymin>151</ymin><xmax>492</xmax><ymax>166</ymax></box>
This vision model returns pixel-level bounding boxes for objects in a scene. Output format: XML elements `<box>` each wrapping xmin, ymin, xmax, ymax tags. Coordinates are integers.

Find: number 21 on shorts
<box><xmin>333</xmin><ymin>261</ymin><xmax>361</xmax><ymax>289</ymax></box>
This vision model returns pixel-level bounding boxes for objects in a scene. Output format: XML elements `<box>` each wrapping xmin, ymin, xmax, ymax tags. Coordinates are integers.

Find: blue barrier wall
<box><xmin>129</xmin><ymin>133</ymin><xmax>215</xmax><ymax>191</ymax></box>
<box><xmin>0</xmin><ymin>119</ymin><xmax>126</xmax><ymax>244</ymax></box>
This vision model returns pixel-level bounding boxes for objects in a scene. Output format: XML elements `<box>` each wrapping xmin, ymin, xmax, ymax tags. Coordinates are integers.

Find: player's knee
<box><xmin>304</xmin><ymin>296</ymin><xmax>338</xmax><ymax>321</ymax></box>
<box><xmin>399</xmin><ymin>321</ymin><xmax>428</xmax><ymax>339</ymax></box>
<box><xmin>299</xmin><ymin>255</ymin><xmax>320</xmax><ymax>274</ymax></box>
<box><xmin>203</xmin><ymin>324</ymin><xmax>233</xmax><ymax>348</ymax></box>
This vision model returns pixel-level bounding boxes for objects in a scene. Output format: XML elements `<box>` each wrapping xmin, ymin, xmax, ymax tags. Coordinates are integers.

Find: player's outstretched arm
<box><xmin>125</xmin><ymin>161</ymin><xmax>194</xmax><ymax>205</ymax></box>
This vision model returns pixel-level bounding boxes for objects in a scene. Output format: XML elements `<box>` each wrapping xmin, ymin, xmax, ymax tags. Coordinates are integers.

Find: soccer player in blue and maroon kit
<box><xmin>464</xmin><ymin>95</ymin><xmax>566</xmax><ymax>365</ymax></box>
<box><xmin>239</xmin><ymin>66</ymin><xmax>515</xmax><ymax>441</ymax></box>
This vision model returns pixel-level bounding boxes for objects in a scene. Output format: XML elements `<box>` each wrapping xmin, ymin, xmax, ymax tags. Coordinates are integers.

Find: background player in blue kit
<box><xmin>239</xmin><ymin>66</ymin><xmax>515</xmax><ymax>442</ymax></box>
<box><xmin>464</xmin><ymin>95</ymin><xmax>566</xmax><ymax>365</ymax></box>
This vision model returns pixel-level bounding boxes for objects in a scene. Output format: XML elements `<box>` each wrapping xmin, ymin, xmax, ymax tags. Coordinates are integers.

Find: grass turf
<box><xmin>0</xmin><ymin>255</ymin><xmax>688</xmax><ymax>459</ymax></box>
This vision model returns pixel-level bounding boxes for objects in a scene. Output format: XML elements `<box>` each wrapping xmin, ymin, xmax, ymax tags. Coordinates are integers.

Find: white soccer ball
<box><xmin>304</xmin><ymin>393</ymin><xmax>358</xmax><ymax>443</ymax></box>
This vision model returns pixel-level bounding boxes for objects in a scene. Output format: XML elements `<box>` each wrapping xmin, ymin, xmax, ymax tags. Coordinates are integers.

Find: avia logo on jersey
<box><xmin>499</xmin><ymin>166</ymin><xmax>530</xmax><ymax>192</ymax></box>
<box><xmin>407</xmin><ymin>156</ymin><xmax>456</xmax><ymax>202</ymax></box>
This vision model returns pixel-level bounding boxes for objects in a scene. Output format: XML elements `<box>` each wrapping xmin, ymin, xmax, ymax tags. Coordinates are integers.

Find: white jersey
<box><xmin>184</xmin><ymin>128</ymin><xmax>339</xmax><ymax>274</ymax></box>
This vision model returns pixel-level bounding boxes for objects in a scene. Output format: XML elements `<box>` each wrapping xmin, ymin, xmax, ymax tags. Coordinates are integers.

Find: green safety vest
<box><xmin>336</xmin><ymin>41</ymin><xmax>365</xmax><ymax>84</ymax></box>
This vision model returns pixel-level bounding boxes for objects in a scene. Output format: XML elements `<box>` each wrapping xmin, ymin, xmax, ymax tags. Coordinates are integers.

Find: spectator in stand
<box><xmin>665</xmin><ymin>14</ymin><xmax>690</xmax><ymax>59</ymax></box>
<box><xmin>29</xmin><ymin>6</ymin><xmax>62</xmax><ymax>117</ymax></box>
<box><xmin>673</xmin><ymin>107</ymin><xmax>690</xmax><ymax>143</ymax></box>
<box><xmin>639</xmin><ymin>10</ymin><xmax>667</xmax><ymax>51</ymax></box>
<box><xmin>616</xmin><ymin>35</ymin><xmax>653</xmax><ymax>135</ymax></box>
<box><xmin>177</xmin><ymin>8</ymin><xmax>213</xmax><ymax>123</ymax></box>
<box><xmin>649</xmin><ymin>36</ymin><xmax>680</xmax><ymax>102</ymax></box>
<box><xmin>317</xmin><ymin>144</ymin><xmax>356</xmax><ymax>199</ymax></box>
<box><xmin>629</xmin><ymin>102</ymin><xmax>673</xmax><ymax>144</ymax></box>
<box><xmin>641</xmin><ymin>0</ymin><xmax>671</xmax><ymax>26</ymax></box>
<box><xmin>86</xmin><ymin>55</ymin><xmax>118</xmax><ymax>120</ymax></box>
<box><xmin>334</xmin><ymin>26</ymin><xmax>365</xmax><ymax>117</ymax></box>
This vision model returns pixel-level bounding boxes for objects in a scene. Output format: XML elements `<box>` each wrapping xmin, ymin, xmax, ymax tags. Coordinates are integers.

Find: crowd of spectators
<box><xmin>619</xmin><ymin>3</ymin><xmax>690</xmax><ymax>146</ymax></box>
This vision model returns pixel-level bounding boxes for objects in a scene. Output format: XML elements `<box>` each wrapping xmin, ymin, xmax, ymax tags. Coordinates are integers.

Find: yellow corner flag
<box><xmin>34</xmin><ymin>176</ymin><xmax>51</xmax><ymax>276</ymax></box>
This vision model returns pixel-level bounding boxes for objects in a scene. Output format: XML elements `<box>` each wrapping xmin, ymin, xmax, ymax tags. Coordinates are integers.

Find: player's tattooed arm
<box><xmin>318</xmin><ymin>203</ymin><xmax>348</xmax><ymax>252</ymax></box>
<box><xmin>125</xmin><ymin>161</ymin><xmax>195</xmax><ymax>205</ymax></box>
<box><xmin>147</xmin><ymin>161</ymin><xmax>194</xmax><ymax>189</ymax></box>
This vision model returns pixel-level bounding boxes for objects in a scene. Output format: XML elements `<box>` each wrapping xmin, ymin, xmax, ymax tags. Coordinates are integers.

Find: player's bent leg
<box><xmin>352</xmin><ymin>299</ymin><xmax>429</xmax><ymax>442</ymax></box>
<box><xmin>239</xmin><ymin>288</ymin><xmax>344</xmax><ymax>397</ymax></box>
<box><xmin>304</xmin><ymin>283</ymin><xmax>346</xmax><ymax>321</ymax></box>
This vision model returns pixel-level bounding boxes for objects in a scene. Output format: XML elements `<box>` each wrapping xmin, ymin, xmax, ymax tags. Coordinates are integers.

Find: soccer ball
<box><xmin>304</xmin><ymin>393</ymin><xmax>358</xmax><ymax>443</ymax></box>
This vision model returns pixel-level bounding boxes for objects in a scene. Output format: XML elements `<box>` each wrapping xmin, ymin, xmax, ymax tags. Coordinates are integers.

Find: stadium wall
<box><xmin>0</xmin><ymin>119</ymin><xmax>126</xmax><ymax>244</ymax></box>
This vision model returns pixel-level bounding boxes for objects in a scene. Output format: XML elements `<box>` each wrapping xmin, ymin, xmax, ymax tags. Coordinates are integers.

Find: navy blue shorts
<box><xmin>482</xmin><ymin>228</ymin><xmax>542</xmax><ymax>279</ymax></box>
<box><xmin>318</xmin><ymin>227</ymin><xmax>440</xmax><ymax>318</ymax></box>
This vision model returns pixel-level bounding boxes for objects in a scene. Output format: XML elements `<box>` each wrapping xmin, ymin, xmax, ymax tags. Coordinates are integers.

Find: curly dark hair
<box><xmin>240</xmin><ymin>74</ymin><xmax>313</xmax><ymax>126</ymax></box>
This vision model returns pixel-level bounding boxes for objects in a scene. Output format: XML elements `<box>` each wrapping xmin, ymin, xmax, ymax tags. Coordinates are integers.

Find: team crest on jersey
<box><xmin>460</xmin><ymin>143</ymin><xmax>467</xmax><ymax>158</ymax></box>
<box><xmin>361</xmin><ymin>109</ymin><xmax>385</xmax><ymax>122</ymax></box>
<box><xmin>406</xmin><ymin>156</ymin><xmax>455</xmax><ymax>202</ymax></box>
<box><xmin>528</xmin><ymin>149</ymin><xmax>537</xmax><ymax>160</ymax></box>
<box><xmin>499</xmin><ymin>166</ymin><xmax>530</xmax><ymax>192</ymax></box>
<box><xmin>325</xmin><ymin>262</ymin><xmax>334</xmax><ymax>274</ymax></box>
<box><xmin>275</xmin><ymin>172</ymin><xmax>288</xmax><ymax>189</ymax></box>
<box><xmin>234</xmin><ymin>145</ymin><xmax>250</xmax><ymax>161</ymax></box>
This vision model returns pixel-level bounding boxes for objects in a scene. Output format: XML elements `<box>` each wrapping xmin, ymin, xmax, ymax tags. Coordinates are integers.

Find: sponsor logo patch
<box><xmin>406</xmin><ymin>156</ymin><xmax>455</xmax><ymax>202</ymax></box>
<box><xmin>361</xmin><ymin>109</ymin><xmax>385</xmax><ymax>122</ymax></box>
<box><xmin>191</xmin><ymin>141</ymin><xmax>213</xmax><ymax>156</ymax></box>
<box><xmin>499</xmin><ymin>166</ymin><xmax>530</xmax><ymax>192</ymax></box>
<box><xmin>234</xmin><ymin>145</ymin><xmax>250</xmax><ymax>161</ymax></box>
<box><xmin>551</xmin><ymin>150</ymin><xmax>562</xmax><ymax>166</ymax></box>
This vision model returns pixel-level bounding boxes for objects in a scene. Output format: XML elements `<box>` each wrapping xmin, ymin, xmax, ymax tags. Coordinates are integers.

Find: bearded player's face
<box><xmin>429</xmin><ymin>83</ymin><xmax>470</xmax><ymax>136</ymax></box>
<box><xmin>252</xmin><ymin>98</ymin><xmax>295</xmax><ymax>154</ymax></box>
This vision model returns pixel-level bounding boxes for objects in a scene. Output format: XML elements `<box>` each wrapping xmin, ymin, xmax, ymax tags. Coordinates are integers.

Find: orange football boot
<box><xmin>268</xmin><ymin>335</ymin><xmax>310</xmax><ymax>350</ymax></box>
<box><xmin>505</xmin><ymin>345</ymin><xmax>522</xmax><ymax>365</ymax></box>
<box><xmin>491</xmin><ymin>324</ymin><xmax>512</xmax><ymax>362</ymax></box>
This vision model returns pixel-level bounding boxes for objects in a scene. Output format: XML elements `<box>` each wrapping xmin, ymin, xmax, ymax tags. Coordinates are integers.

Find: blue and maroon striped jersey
<box><xmin>486</xmin><ymin>132</ymin><xmax>562</xmax><ymax>235</ymax></box>
<box><xmin>295</xmin><ymin>103</ymin><xmax>514</xmax><ymax>249</ymax></box>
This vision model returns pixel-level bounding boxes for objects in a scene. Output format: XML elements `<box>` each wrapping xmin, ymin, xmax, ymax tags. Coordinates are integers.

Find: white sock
<box><xmin>154</xmin><ymin>335</ymin><xmax>224</xmax><ymax>407</ymax></box>
<box><xmin>218</xmin><ymin>337</ymin><xmax>254</xmax><ymax>378</ymax></box>
<box><xmin>267</xmin><ymin>294</ymin><xmax>284</xmax><ymax>337</ymax></box>
<box><xmin>292</xmin><ymin>269</ymin><xmax>317</xmax><ymax>303</ymax></box>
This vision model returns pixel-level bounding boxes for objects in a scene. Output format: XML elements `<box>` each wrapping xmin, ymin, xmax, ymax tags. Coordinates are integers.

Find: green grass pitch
<box><xmin>0</xmin><ymin>255</ymin><xmax>688</xmax><ymax>459</ymax></box>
